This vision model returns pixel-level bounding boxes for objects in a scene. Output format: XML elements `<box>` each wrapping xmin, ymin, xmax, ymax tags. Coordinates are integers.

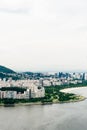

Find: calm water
<box><xmin>0</xmin><ymin>88</ymin><xmax>87</xmax><ymax>130</ymax></box>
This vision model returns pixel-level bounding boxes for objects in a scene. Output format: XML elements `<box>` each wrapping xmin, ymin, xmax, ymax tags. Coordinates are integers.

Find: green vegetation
<box><xmin>0</xmin><ymin>65</ymin><xmax>16</xmax><ymax>74</ymax></box>
<box><xmin>42</xmin><ymin>81</ymin><xmax>87</xmax><ymax>103</ymax></box>
<box><xmin>0</xmin><ymin>81</ymin><xmax>87</xmax><ymax>105</ymax></box>
<box><xmin>0</xmin><ymin>72</ymin><xmax>20</xmax><ymax>80</ymax></box>
<box><xmin>0</xmin><ymin>98</ymin><xmax>45</xmax><ymax>105</ymax></box>
<box><xmin>43</xmin><ymin>86</ymin><xmax>76</xmax><ymax>103</ymax></box>
<box><xmin>0</xmin><ymin>87</ymin><xmax>26</xmax><ymax>93</ymax></box>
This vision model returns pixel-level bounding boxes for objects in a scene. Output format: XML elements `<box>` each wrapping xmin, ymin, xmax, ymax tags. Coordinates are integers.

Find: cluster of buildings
<box><xmin>40</xmin><ymin>72</ymin><xmax>87</xmax><ymax>86</ymax></box>
<box><xmin>0</xmin><ymin>72</ymin><xmax>87</xmax><ymax>99</ymax></box>
<box><xmin>0</xmin><ymin>79</ymin><xmax>45</xmax><ymax>99</ymax></box>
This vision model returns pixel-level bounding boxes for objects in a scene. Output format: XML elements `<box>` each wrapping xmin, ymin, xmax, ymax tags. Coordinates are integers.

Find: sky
<box><xmin>0</xmin><ymin>0</ymin><xmax>87</xmax><ymax>72</ymax></box>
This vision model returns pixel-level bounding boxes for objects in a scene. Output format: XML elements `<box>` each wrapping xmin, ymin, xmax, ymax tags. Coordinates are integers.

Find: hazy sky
<box><xmin>0</xmin><ymin>0</ymin><xmax>87</xmax><ymax>72</ymax></box>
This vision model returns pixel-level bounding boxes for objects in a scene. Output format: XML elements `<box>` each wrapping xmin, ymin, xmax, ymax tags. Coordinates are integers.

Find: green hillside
<box><xmin>0</xmin><ymin>65</ymin><xmax>16</xmax><ymax>74</ymax></box>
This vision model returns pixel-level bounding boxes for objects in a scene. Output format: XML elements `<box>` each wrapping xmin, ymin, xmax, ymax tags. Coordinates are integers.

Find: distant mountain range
<box><xmin>0</xmin><ymin>65</ymin><xmax>16</xmax><ymax>74</ymax></box>
<box><xmin>0</xmin><ymin>65</ymin><xmax>44</xmax><ymax>80</ymax></box>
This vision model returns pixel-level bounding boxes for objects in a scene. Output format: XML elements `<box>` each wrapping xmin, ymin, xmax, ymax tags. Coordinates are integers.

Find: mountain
<box><xmin>0</xmin><ymin>65</ymin><xmax>16</xmax><ymax>74</ymax></box>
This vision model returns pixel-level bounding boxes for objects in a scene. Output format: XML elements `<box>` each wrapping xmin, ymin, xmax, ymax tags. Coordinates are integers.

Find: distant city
<box><xmin>0</xmin><ymin>65</ymin><xmax>87</xmax><ymax>100</ymax></box>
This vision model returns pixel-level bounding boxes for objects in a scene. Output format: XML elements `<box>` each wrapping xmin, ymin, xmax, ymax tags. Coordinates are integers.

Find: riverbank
<box><xmin>0</xmin><ymin>102</ymin><xmax>43</xmax><ymax>106</ymax></box>
<box><xmin>52</xmin><ymin>95</ymin><xmax>86</xmax><ymax>104</ymax></box>
<box><xmin>7</xmin><ymin>96</ymin><xmax>87</xmax><ymax>106</ymax></box>
<box><xmin>0</xmin><ymin>86</ymin><xmax>87</xmax><ymax>106</ymax></box>
<box><xmin>0</xmin><ymin>98</ymin><xmax>85</xmax><ymax>106</ymax></box>
<box><xmin>0</xmin><ymin>97</ymin><xmax>85</xmax><ymax>107</ymax></box>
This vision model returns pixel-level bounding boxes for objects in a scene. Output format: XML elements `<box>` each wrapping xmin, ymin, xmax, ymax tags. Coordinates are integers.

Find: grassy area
<box><xmin>42</xmin><ymin>81</ymin><xmax>87</xmax><ymax>103</ymax></box>
<box><xmin>43</xmin><ymin>86</ymin><xmax>77</xmax><ymax>103</ymax></box>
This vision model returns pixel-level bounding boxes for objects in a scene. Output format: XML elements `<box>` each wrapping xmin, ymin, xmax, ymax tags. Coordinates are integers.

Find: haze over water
<box><xmin>0</xmin><ymin>87</ymin><xmax>87</xmax><ymax>130</ymax></box>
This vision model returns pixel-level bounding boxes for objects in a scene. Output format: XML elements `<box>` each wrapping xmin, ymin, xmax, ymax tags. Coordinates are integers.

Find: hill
<box><xmin>0</xmin><ymin>65</ymin><xmax>16</xmax><ymax>74</ymax></box>
<box><xmin>23</xmin><ymin>72</ymin><xmax>34</xmax><ymax>75</ymax></box>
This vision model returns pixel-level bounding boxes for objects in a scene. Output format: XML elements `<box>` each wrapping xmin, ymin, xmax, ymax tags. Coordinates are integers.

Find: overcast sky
<box><xmin>0</xmin><ymin>0</ymin><xmax>87</xmax><ymax>72</ymax></box>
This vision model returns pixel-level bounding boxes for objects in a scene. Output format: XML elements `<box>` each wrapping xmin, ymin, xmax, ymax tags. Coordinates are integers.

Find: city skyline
<box><xmin>0</xmin><ymin>0</ymin><xmax>87</xmax><ymax>71</ymax></box>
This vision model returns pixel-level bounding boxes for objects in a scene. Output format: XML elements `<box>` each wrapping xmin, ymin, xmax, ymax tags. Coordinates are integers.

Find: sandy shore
<box><xmin>60</xmin><ymin>86</ymin><xmax>87</xmax><ymax>93</ymax></box>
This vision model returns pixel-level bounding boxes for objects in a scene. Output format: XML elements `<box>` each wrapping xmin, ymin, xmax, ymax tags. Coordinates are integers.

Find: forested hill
<box><xmin>0</xmin><ymin>65</ymin><xmax>16</xmax><ymax>74</ymax></box>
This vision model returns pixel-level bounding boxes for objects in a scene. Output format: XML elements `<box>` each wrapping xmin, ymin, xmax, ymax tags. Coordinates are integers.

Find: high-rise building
<box><xmin>83</xmin><ymin>73</ymin><xmax>87</xmax><ymax>80</ymax></box>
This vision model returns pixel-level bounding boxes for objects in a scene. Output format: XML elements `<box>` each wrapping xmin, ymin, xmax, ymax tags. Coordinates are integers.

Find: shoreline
<box><xmin>0</xmin><ymin>97</ymin><xmax>86</xmax><ymax>106</ymax></box>
<box><xmin>0</xmin><ymin>98</ymin><xmax>86</xmax><ymax>106</ymax></box>
<box><xmin>0</xmin><ymin>86</ymin><xmax>87</xmax><ymax>106</ymax></box>
<box><xmin>60</xmin><ymin>86</ymin><xmax>87</xmax><ymax>93</ymax></box>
